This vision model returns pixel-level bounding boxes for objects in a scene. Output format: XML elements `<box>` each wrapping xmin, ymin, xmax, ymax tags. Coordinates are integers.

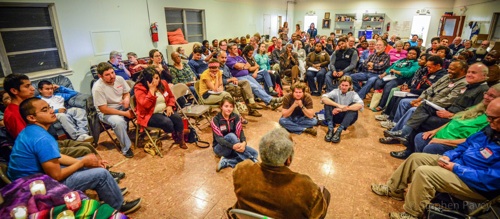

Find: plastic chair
<box><xmin>228</xmin><ymin>209</ymin><xmax>273</xmax><ymax>219</ymax></box>
<box><xmin>171</xmin><ymin>83</ymin><xmax>211</xmax><ymax>130</ymax></box>
<box><xmin>130</xmin><ymin>96</ymin><xmax>163</xmax><ymax>157</ymax></box>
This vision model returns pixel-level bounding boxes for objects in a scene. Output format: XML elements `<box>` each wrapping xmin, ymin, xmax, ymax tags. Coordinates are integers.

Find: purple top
<box><xmin>226</xmin><ymin>55</ymin><xmax>249</xmax><ymax>77</ymax></box>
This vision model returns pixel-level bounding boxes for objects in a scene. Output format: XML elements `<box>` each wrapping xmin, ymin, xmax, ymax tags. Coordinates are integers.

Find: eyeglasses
<box><xmin>486</xmin><ymin>113</ymin><xmax>500</xmax><ymax>121</ymax></box>
<box><xmin>481</xmin><ymin>43</ymin><xmax>489</xmax><ymax>46</ymax></box>
<box><xmin>484</xmin><ymin>92</ymin><xmax>498</xmax><ymax>99</ymax></box>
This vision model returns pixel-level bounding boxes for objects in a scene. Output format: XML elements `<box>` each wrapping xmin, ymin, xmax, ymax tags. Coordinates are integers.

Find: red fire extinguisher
<box><xmin>151</xmin><ymin>22</ymin><xmax>158</xmax><ymax>42</ymax></box>
<box><xmin>386</xmin><ymin>22</ymin><xmax>391</xmax><ymax>32</ymax></box>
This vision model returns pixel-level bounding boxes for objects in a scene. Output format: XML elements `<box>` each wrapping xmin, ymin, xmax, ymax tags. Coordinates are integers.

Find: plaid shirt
<box><xmin>169</xmin><ymin>63</ymin><xmax>196</xmax><ymax>84</ymax></box>
<box><xmin>361</xmin><ymin>52</ymin><xmax>390</xmax><ymax>74</ymax></box>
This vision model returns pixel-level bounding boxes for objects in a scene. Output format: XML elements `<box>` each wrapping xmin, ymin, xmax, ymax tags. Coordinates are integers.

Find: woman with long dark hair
<box><xmin>148</xmin><ymin>49</ymin><xmax>172</xmax><ymax>83</ymax></box>
<box><xmin>134</xmin><ymin>67</ymin><xmax>186</xmax><ymax>149</ymax></box>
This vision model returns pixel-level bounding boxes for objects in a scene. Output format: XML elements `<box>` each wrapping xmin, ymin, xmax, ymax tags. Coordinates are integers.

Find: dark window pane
<box><xmin>186</xmin><ymin>11</ymin><xmax>202</xmax><ymax>23</ymax></box>
<box><xmin>187</xmin><ymin>24</ymin><xmax>203</xmax><ymax>35</ymax></box>
<box><xmin>188</xmin><ymin>36</ymin><xmax>203</xmax><ymax>43</ymax></box>
<box><xmin>0</xmin><ymin>7</ymin><xmax>51</xmax><ymax>28</ymax></box>
<box><xmin>2</xmin><ymin>29</ymin><xmax>56</xmax><ymax>52</ymax></box>
<box><xmin>165</xmin><ymin>9</ymin><xmax>183</xmax><ymax>24</ymax></box>
<box><xmin>166</xmin><ymin>24</ymin><xmax>184</xmax><ymax>32</ymax></box>
<box><xmin>8</xmin><ymin>50</ymin><xmax>61</xmax><ymax>74</ymax></box>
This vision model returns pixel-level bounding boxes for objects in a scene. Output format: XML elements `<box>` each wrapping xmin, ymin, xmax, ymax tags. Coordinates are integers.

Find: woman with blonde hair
<box><xmin>413</xmin><ymin>84</ymin><xmax>500</xmax><ymax>154</ymax></box>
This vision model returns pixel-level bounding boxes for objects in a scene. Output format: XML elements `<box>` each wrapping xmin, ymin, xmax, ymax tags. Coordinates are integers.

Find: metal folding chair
<box><xmin>130</xmin><ymin>96</ymin><xmax>163</xmax><ymax>157</ymax></box>
<box><xmin>171</xmin><ymin>83</ymin><xmax>211</xmax><ymax>130</ymax></box>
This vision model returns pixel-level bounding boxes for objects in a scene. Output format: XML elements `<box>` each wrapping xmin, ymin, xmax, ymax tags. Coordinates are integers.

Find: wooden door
<box><xmin>439</xmin><ymin>16</ymin><xmax>465</xmax><ymax>42</ymax></box>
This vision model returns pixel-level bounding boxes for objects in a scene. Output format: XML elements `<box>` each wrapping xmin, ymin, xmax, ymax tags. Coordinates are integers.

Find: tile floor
<box><xmin>96</xmin><ymin>92</ymin><xmax>408</xmax><ymax>218</ymax></box>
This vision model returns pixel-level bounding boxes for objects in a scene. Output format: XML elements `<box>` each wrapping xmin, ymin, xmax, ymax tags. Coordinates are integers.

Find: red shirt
<box><xmin>128</xmin><ymin>59</ymin><xmax>148</xmax><ymax>75</ymax></box>
<box><xmin>4</xmin><ymin>104</ymin><xmax>26</xmax><ymax>138</ymax></box>
<box><xmin>267</xmin><ymin>45</ymin><xmax>275</xmax><ymax>53</ymax></box>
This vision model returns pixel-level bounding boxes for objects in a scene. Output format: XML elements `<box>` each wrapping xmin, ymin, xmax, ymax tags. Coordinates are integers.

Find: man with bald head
<box><xmin>448</xmin><ymin>37</ymin><xmax>464</xmax><ymax>56</ymax></box>
<box><xmin>483</xmin><ymin>50</ymin><xmax>499</xmax><ymax>86</ymax></box>
<box><xmin>390</xmin><ymin>62</ymin><xmax>490</xmax><ymax>159</ymax></box>
<box><xmin>372</xmin><ymin>97</ymin><xmax>500</xmax><ymax>219</ymax></box>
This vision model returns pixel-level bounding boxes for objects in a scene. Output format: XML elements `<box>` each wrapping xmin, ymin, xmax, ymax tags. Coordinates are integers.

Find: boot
<box><xmin>324</xmin><ymin>128</ymin><xmax>334</xmax><ymax>142</ymax></box>
<box><xmin>176</xmin><ymin>131</ymin><xmax>188</xmax><ymax>149</ymax></box>
<box><xmin>331</xmin><ymin>126</ymin><xmax>344</xmax><ymax>143</ymax></box>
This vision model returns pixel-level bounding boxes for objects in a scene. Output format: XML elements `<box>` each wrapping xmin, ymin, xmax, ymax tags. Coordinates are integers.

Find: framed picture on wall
<box><xmin>325</xmin><ymin>12</ymin><xmax>330</xmax><ymax>19</ymax></box>
<box><xmin>322</xmin><ymin>19</ymin><xmax>331</xmax><ymax>29</ymax></box>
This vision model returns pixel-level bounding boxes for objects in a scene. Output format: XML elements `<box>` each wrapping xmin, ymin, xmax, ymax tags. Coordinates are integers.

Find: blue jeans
<box><xmin>350</xmin><ymin>72</ymin><xmax>380</xmax><ymax>99</ymax></box>
<box><xmin>392</xmin><ymin>107</ymin><xmax>416</xmax><ymax>131</ymax></box>
<box><xmin>237</xmin><ymin>75</ymin><xmax>272</xmax><ymax>104</ymax></box>
<box><xmin>394</xmin><ymin>98</ymin><xmax>415</xmax><ymax>122</ymax></box>
<box><xmin>62</xmin><ymin>168</ymin><xmax>123</xmax><ymax>209</ymax></box>
<box><xmin>98</xmin><ymin>106</ymin><xmax>131</xmax><ymax>154</ymax></box>
<box><xmin>279</xmin><ymin>116</ymin><xmax>317</xmax><ymax>134</ymax></box>
<box><xmin>306</xmin><ymin>68</ymin><xmax>327</xmax><ymax>94</ymax></box>
<box><xmin>254</xmin><ymin>70</ymin><xmax>274</xmax><ymax>93</ymax></box>
<box><xmin>213</xmin><ymin>133</ymin><xmax>258</xmax><ymax>168</ymax></box>
<box><xmin>414</xmin><ymin>132</ymin><xmax>455</xmax><ymax>154</ymax></box>
<box><xmin>324</xmin><ymin>104</ymin><xmax>358</xmax><ymax>129</ymax></box>
<box><xmin>377</xmin><ymin>78</ymin><xmax>408</xmax><ymax>108</ymax></box>
<box><xmin>56</xmin><ymin>107</ymin><xmax>89</xmax><ymax>140</ymax></box>
<box><xmin>325</xmin><ymin>71</ymin><xmax>352</xmax><ymax>92</ymax></box>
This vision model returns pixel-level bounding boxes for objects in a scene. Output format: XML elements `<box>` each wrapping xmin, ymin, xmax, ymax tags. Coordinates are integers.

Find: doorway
<box><xmin>411</xmin><ymin>15</ymin><xmax>431</xmax><ymax>45</ymax></box>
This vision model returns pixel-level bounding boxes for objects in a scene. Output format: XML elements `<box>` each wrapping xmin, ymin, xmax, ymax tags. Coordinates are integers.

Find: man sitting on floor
<box><xmin>7</xmin><ymin>97</ymin><xmax>141</xmax><ymax>214</ymax></box>
<box><xmin>231</xmin><ymin>128</ymin><xmax>330</xmax><ymax>218</ymax></box>
<box><xmin>37</xmin><ymin>80</ymin><xmax>93</xmax><ymax>142</ymax></box>
<box><xmin>279</xmin><ymin>82</ymin><xmax>317</xmax><ymax>136</ymax></box>
<box><xmin>371</xmin><ymin>97</ymin><xmax>500</xmax><ymax>219</ymax></box>
<box><xmin>322</xmin><ymin>76</ymin><xmax>363</xmax><ymax>143</ymax></box>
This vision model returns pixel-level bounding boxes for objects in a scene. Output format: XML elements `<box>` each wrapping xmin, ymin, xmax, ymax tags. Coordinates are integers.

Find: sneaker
<box><xmin>247</xmin><ymin>103</ymin><xmax>263</xmax><ymax>109</ymax></box>
<box><xmin>370</xmin><ymin>184</ymin><xmax>404</xmax><ymax>201</ymax></box>
<box><xmin>120</xmin><ymin>187</ymin><xmax>128</xmax><ymax>196</ymax></box>
<box><xmin>124</xmin><ymin>149</ymin><xmax>134</xmax><ymax>158</ymax></box>
<box><xmin>380</xmin><ymin>120</ymin><xmax>396</xmax><ymax>129</ymax></box>
<box><xmin>110</xmin><ymin>171</ymin><xmax>125</xmax><ymax>180</ymax></box>
<box><xmin>216</xmin><ymin>157</ymin><xmax>228</xmax><ymax>172</ymax></box>
<box><xmin>270</xmin><ymin>102</ymin><xmax>282</xmax><ymax>110</ymax></box>
<box><xmin>303</xmin><ymin>127</ymin><xmax>317</xmax><ymax>136</ymax></box>
<box><xmin>248</xmin><ymin>109</ymin><xmax>262</xmax><ymax>117</ymax></box>
<box><xmin>120</xmin><ymin>198</ymin><xmax>142</xmax><ymax>214</ymax></box>
<box><xmin>375</xmin><ymin>114</ymin><xmax>389</xmax><ymax>121</ymax></box>
<box><xmin>384</xmin><ymin>130</ymin><xmax>402</xmax><ymax>138</ymax></box>
<box><xmin>270</xmin><ymin>97</ymin><xmax>283</xmax><ymax>104</ymax></box>
<box><xmin>388</xmin><ymin>212</ymin><xmax>417</xmax><ymax>219</ymax></box>
<box><xmin>76</xmin><ymin>134</ymin><xmax>93</xmax><ymax>142</ymax></box>
<box><xmin>269</xmin><ymin>91</ymin><xmax>279</xmax><ymax>97</ymax></box>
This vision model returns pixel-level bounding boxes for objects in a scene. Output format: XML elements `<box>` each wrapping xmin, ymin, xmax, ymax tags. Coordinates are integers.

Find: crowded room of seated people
<box><xmin>0</xmin><ymin>0</ymin><xmax>500</xmax><ymax>218</ymax></box>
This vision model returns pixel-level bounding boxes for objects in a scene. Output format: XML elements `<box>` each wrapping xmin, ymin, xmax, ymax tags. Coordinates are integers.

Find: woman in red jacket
<box><xmin>134</xmin><ymin>67</ymin><xmax>187</xmax><ymax>149</ymax></box>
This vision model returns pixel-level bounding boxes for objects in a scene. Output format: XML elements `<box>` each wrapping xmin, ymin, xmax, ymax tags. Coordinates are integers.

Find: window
<box><xmin>165</xmin><ymin>8</ymin><xmax>206</xmax><ymax>43</ymax></box>
<box><xmin>0</xmin><ymin>3</ymin><xmax>67</xmax><ymax>78</ymax></box>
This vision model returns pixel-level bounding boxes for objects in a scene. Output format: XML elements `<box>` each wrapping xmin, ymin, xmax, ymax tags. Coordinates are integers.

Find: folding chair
<box><xmin>85</xmin><ymin>95</ymin><xmax>121</xmax><ymax>149</ymax></box>
<box><xmin>171</xmin><ymin>83</ymin><xmax>211</xmax><ymax>130</ymax></box>
<box><xmin>194</xmin><ymin>81</ymin><xmax>219</xmax><ymax>110</ymax></box>
<box><xmin>130</xmin><ymin>96</ymin><xmax>163</xmax><ymax>157</ymax></box>
<box><xmin>228</xmin><ymin>208</ymin><xmax>274</xmax><ymax>219</ymax></box>
<box><xmin>427</xmin><ymin>192</ymin><xmax>500</xmax><ymax>219</ymax></box>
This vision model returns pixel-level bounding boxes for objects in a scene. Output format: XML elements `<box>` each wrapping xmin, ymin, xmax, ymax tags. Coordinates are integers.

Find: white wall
<box><xmin>452</xmin><ymin>0</ymin><xmax>500</xmax><ymax>39</ymax></box>
<box><xmin>3</xmin><ymin>0</ymin><xmax>289</xmax><ymax>94</ymax></box>
<box><xmin>293</xmin><ymin>0</ymin><xmax>455</xmax><ymax>44</ymax></box>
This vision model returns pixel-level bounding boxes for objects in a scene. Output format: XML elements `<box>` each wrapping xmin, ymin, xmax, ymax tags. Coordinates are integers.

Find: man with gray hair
<box><xmin>231</xmin><ymin>128</ymin><xmax>330</xmax><ymax>218</ymax></box>
<box><xmin>108</xmin><ymin>51</ymin><xmax>131</xmax><ymax>80</ymax></box>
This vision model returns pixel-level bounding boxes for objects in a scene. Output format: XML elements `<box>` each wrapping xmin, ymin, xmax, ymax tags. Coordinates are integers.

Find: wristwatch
<box><xmin>301</xmin><ymin>105</ymin><xmax>306</xmax><ymax>110</ymax></box>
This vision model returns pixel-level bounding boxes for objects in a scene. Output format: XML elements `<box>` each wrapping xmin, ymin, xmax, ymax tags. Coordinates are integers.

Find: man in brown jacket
<box><xmin>230</xmin><ymin>128</ymin><xmax>330</xmax><ymax>218</ymax></box>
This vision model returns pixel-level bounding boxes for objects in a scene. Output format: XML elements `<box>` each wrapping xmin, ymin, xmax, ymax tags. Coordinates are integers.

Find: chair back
<box><xmin>171</xmin><ymin>83</ymin><xmax>191</xmax><ymax>100</ymax></box>
<box><xmin>228</xmin><ymin>209</ymin><xmax>273</xmax><ymax>219</ymax></box>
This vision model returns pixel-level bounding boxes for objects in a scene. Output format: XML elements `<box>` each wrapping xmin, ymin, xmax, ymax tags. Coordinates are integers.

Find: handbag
<box><xmin>172</xmin><ymin>118</ymin><xmax>210</xmax><ymax>148</ymax></box>
<box><xmin>369</xmin><ymin>89</ymin><xmax>383</xmax><ymax>110</ymax></box>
